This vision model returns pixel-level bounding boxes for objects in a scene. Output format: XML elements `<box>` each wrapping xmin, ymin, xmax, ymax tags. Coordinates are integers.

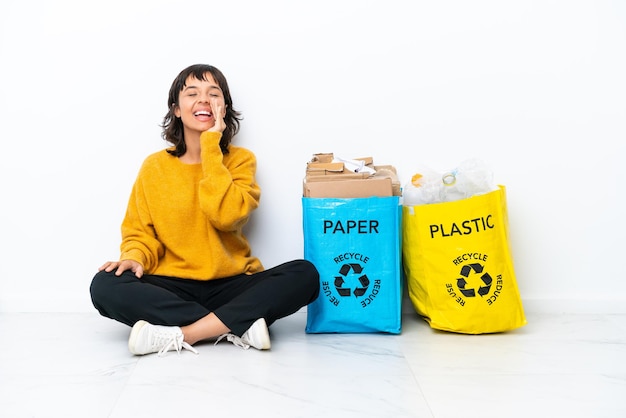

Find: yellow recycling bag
<box><xmin>402</xmin><ymin>186</ymin><xmax>526</xmax><ymax>334</ymax></box>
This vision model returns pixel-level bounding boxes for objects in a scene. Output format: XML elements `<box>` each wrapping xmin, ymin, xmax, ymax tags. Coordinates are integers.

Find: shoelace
<box><xmin>156</xmin><ymin>333</ymin><xmax>199</xmax><ymax>357</ymax></box>
<box><xmin>215</xmin><ymin>333</ymin><xmax>251</xmax><ymax>350</ymax></box>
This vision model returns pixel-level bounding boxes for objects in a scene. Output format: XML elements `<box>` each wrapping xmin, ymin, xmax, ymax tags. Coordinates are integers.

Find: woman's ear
<box><xmin>173</xmin><ymin>104</ymin><xmax>181</xmax><ymax>118</ymax></box>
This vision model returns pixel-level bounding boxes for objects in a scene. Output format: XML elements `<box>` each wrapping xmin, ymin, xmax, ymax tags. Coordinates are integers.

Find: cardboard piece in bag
<box><xmin>303</xmin><ymin>177</ymin><xmax>394</xmax><ymax>198</ymax></box>
<box><xmin>303</xmin><ymin>153</ymin><xmax>400</xmax><ymax>198</ymax></box>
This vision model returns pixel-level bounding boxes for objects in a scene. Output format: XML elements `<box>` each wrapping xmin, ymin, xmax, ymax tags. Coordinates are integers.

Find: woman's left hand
<box><xmin>208</xmin><ymin>98</ymin><xmax>226</xmax><ymax>133</ymax></box>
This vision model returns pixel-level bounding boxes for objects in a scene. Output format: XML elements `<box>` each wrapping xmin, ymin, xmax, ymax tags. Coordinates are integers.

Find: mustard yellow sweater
<box><xmin>119</xmin><ymin>131</ymin><xmax>264</xmax><ymax>280</ymax></box>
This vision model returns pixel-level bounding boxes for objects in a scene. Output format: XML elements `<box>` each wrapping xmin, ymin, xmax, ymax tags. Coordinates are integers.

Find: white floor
<box><xmin>1</xmin><ymin>309</ymin><xmax>625</xmax><ymax>418</ymax></box>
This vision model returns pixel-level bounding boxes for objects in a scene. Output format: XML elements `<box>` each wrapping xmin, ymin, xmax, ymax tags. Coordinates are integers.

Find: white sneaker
<box><xmin>128</xmin><ymin>320</ymin><xmax>199</xmax><ymax>357</ymax></box>
<box><xmin>215</xmin><ymin>318</ymin><xmax>271</xmax><ymax>350</ymax></box>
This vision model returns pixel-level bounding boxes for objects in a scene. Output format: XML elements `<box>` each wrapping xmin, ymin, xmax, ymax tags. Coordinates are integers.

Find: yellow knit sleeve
<box><xmin>119</xmin><ymin>155</ymin><xmax>165</xmax><ymax>272</ymax></box>
<box><xmin>198</xmin><ymin>132</ymin><xmax>261</xmax><ymax>231</ymax></box>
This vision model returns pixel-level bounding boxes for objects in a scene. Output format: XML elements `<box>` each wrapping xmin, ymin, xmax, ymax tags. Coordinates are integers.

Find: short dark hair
<box><xmin>161</xmin><ymin>64</ymin><xmax>242</xmax><ymax>156</ymax></box>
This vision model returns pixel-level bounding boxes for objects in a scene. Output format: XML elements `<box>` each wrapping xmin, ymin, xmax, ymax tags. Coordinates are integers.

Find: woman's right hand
<box><xmin>98</xmin><ymin>260</ymin><xmax>144</xmax><ymax>278</ymax></box>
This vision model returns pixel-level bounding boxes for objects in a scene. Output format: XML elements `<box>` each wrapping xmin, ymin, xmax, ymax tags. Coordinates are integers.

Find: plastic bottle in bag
<box><xmin>403</xmin><ymin>159</ymin><xmax>497</xmax><ymax>205</ymax></box>
<box><xmin>402</xmin><ymin>166</ymin><xmax>441</xmax><ymax>206</ymax></box>
<box><xmin>441</xmin><ymin>159</ymin><xmax>497</xmax><ymax>202</ymax></box>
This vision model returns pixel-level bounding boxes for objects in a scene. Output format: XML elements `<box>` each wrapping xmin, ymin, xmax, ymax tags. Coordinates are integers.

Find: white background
<box><xmin>1</xmin><ymin>0</ymin><xmax>624</xmax><ymax>313</ymax></box>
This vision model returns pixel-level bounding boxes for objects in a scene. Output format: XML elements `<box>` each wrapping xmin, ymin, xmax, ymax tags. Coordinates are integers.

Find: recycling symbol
<box><xmin>456</xmin><ymin>263</ymin><xmax>492</xmax><ymax>297</ymax></box>
<box><xmin>334</xmin><ymin>263</ymin><xmax>370</xmax><ymax>297</ymax></box>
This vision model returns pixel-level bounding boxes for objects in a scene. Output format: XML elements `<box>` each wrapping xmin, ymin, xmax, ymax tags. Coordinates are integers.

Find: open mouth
<box><xmin>193</xmin><ymin>110</ymin><xmax>213</xmax><ymax>120</ymax></box>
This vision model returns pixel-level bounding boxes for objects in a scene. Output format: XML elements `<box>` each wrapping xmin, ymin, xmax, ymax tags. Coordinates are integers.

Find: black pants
<box><xmin>90</xmin><ymin>259</ymin><xmax>320</xmax><ymax>336</ymax></box>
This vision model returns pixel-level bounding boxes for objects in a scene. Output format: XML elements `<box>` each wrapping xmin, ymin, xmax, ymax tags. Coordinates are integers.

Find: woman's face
<box><xmin>174</xmin><ymin>73</ymin><xmax>226</xmax><ymax>136</ymax></box>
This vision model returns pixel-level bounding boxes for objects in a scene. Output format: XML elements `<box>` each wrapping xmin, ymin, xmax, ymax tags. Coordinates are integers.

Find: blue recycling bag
<box><xmin>302</xmin><ymin>196</ymin><xmax>403</xmax><ymax>334</ymax></box>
